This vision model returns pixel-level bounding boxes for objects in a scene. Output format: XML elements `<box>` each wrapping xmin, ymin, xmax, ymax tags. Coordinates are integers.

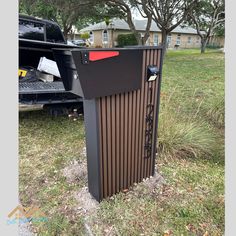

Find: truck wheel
<box><xmin>43</xmin><ymin>102</ymin><xmax>83</xmax><ymax>118</ymax></box>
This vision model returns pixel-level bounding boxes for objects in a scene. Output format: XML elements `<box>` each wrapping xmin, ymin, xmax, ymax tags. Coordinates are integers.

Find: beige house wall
<box><xmin>90</xmin><ymin>29</ymin><xmax>131</xmax><ymax>47</ymax></box>
<box><xmin>209</xmin><ymin>36</ymin><xmax>225</xmax><ymax>47</ymax></box>
<box><xmin>86</xmin><ymin>29</ymin><xmax>204</xmax><ymax>49</ymax></box>
<box><xmin>166</xmin><ymin>33</ymin><xmax>201</xmax><ymax>48</ymax></box>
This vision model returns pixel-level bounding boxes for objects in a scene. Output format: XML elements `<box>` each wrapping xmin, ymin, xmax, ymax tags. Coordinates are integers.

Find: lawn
<box><xmin>19</xmin><ymin>48</ymin><xmax>225</xmax><ymax>235</ymax></box>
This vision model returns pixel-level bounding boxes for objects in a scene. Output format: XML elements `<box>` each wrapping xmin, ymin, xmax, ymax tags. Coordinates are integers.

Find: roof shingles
<box><xmin>80</xmin><ymin>18</ymin><xmax>197</xmax><ymax>35</ymax></box>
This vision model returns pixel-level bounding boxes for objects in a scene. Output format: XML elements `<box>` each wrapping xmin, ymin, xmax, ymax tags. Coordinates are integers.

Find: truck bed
<box><xmin>19</xmin><ymin>39</ymin><xmax>83</xmax><ymax>105</ymax></box>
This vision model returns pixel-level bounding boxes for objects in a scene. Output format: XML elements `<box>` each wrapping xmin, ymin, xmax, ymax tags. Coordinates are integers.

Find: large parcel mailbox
<box><xmin>53</xmin><ymin>47</ymin><xmax>163</xmax><ymax>202</ymax></box>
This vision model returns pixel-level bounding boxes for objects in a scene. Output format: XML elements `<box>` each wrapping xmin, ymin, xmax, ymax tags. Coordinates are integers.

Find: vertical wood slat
<box><xmin>124</xmin><ymin>93</ymin><xmax>128</xmax><ymax>189</ymax></box>
<box><xmin>120</xmin><ymin>94</ymin><xmax>124</xmax><ymax>191</ymax></box>
<box><xmin>97</xmin><ymin>48</ymin><xmax>162</xmax><ymax>200</ymax></box>
<box><xmin>127</xmin><ymin>92</ymin><xmax>132</xmax><ymax>187</ymax></box>
<box><xmin>98</xmin><ymin>99</ymin><xmax>104</xmax><ymax>200</ymax></box>
<box><xmin>115</xmin><ymin>94</ymin><xmax>120</xmax><ymax>192</ymax></box>
<box><xmin>111</xmin><ymin>95</ymin><xmax>116</xmax><ymax>194</ymax></box>
<box><xmin>131</xmin><ymin>91</ymin><xmax>137</xmax><ymax>184</ymax></box>
<box><xmin>106</xmin><ymin>96</ymin><xmax>112</xmax><ymax>196</ymax></box>
<box><xmin>134</xmin><ymin>89</ymin><xmax>141</xmax><ymax>183</ymax></box>
<box><xmin>101</xmin><ymin>97</ymin><xmax>107</xmax><ymax>198</ymax></box>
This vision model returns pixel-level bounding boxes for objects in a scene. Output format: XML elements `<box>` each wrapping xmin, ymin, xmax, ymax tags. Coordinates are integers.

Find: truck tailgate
<box><xmin>19</xmin><ymin>81</ymin><xmax>65</xmax><ymax>94</ymax></box>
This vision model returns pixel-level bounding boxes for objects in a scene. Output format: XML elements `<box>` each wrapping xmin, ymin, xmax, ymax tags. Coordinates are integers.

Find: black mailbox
<box><xmin>53</xmin><ymin>48</ymin><xmax>143</xmax><ymax>99</ymax></box>
<box><xmin>53</xmin><ymin>47</ymin><xmax>163</xmax><ymax>202</ymax></box>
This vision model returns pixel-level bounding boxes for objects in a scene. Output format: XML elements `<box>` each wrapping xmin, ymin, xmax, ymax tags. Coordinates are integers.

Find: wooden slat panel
<box><xmin>97</xmin><ymin>48</ymin><xmax>162</xmax><ymax>200</ymax></box>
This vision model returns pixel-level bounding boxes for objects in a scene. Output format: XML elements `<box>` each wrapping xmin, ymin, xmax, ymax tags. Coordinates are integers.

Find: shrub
<box><xmin>206</xmin><ymin>43</ymin><xmax>222</xmax><ymax>49</ymax></box>
<box><xmin>80</xmin><ymin>32</ymin><xmax>90</xmax><ymax>40</ymax></box>
<box><xmin>117</xmin><ymin>33</ymin><xmax>138</xmax><ymax>47</ymax></box>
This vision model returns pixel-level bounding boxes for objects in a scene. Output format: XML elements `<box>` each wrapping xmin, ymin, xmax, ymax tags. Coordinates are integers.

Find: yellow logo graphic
<box><xmin>7</xmin><ymin>205</ymin><xmax>48</xmax><ymax>225</ymax></box>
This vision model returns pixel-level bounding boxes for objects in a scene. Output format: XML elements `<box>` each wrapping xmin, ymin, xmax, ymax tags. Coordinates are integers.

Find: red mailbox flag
<box><xmin>89</xmin><ymin>51</ymin><xmax>119</xmax><ymax>61</ymax></box>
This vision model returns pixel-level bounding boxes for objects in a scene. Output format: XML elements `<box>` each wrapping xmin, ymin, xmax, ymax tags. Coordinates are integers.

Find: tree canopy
<box><xmin>187</xmin><ymin>0</ymin><xmax>225</xmax><ymax>52</ymax></box>
<box><xmin>19</xmin><ymin>0</ymin><xmax>107</xmax><ymax>39</ymax></box>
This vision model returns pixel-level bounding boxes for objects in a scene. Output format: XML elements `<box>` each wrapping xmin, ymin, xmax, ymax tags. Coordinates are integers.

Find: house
<box><xmin>79</xmin><ymin>18</ymin><xmax>202</xmax><ymax>49</ymax></box>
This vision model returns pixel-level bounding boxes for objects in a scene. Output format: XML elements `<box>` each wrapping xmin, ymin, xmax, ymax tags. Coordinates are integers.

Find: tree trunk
<box><xmin>129</xmin><ymin>29</ymin><xmax>142</xmax><ymax>45</ymax></box>
<box><xmin>63</xmin><ymin>27</ymin><xmax>71</xmax><ymax>41</ymax></box>
<box><xmin>200</xmin><ymin>38</ymin><xmax>208</xmax><ymax>53</ymax></box>
<box><xmin>161</xmin><ymin>30</ymin><xmax>168</xmax><ymax>56</ymax></box>
<box><xmin>142</xmin><ymin>32</ymin><xmax>150</xmax><ymax>46</ymax></box>
<box><xmin>63</xmin><ymin>32</ymin><xmax>68</xmax><ymax>41</ymax></box>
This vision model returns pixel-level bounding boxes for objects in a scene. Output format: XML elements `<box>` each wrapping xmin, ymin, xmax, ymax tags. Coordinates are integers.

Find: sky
<box><xmin>132</xmin><ymin>8</ymin><xmax>144</xmax><ymax>20</ymax></box>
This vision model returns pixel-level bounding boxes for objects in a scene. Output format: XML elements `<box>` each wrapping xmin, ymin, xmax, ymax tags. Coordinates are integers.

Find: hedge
<box><xmin>117</xmin><ymin>33</ymin><xmax>138</xmax><ymax>47</ymax></box>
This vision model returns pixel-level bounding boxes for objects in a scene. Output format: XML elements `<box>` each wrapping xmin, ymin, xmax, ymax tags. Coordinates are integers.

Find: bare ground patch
<box><xmin>62</xmin><ymin>160</ymin><xmax>87</xmax><ymax>184</ymax></box>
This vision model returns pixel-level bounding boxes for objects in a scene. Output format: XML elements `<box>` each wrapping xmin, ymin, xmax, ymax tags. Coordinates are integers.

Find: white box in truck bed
<box><xmin>37</xmin><ymin>57</ymin><xmax>61</xmax><ymax>78</ymax></box>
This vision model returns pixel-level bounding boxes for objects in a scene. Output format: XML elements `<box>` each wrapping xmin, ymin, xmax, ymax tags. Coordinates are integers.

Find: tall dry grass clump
<box><xmin>206</xmin><ymin>96</ymin><xmax>224</xmax><ymax>128</ymax></box>
<box><xmin>157</xmin><ymin>92</ymin><xmax>217</xmax><ymax>159</ymax></box>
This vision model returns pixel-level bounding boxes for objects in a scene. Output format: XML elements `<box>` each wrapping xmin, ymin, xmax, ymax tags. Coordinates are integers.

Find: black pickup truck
<box><xmin>19</xmin><ymin>14</ymin><xmax>83</xmax><ymax>114</ymax></box>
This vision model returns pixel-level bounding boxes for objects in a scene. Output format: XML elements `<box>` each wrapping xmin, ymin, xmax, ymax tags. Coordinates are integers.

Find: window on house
<box><xmin>176</xmin><ymin>36</ymin><xmax>181</xmax><ymax>45</ymax></box>
<box><xmin>153</xmin><ymin>33</ymin><xmax>158</xmax><ymax>46</ymax></box>
<box><xmin>196</xmin><ymin>36</ymin><xmax>200</xmax><ymax>44</ymax></box>
<box><xmin>188</xmin><ymin>36</ymin><xmax>192</xmax><ymax>44</ymax></box>
<box><xmin>102</xmin><ymin>29</ymin><xmax>109</xmax><ymax>43</ymax></box>
<box><xmin>167</xmin><ymin>35</ymin><xmax>172</xmax><ymax>47</ymax></box>
<box><xmin>89</xmin><ymin>31</ymin><xmax>94</xmax><ymax>44</ymax></box>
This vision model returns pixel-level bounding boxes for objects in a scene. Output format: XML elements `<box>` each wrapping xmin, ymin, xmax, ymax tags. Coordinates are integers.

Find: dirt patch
<box><xmin>18</xmin><ymin>222</ymin><xmax>35</xmax><ymax>236</ymax></box>
<box><xmin>81</xmin><ymin>146</ymin><xmax>87</xmax><ymax>158</ymax></box>
<box><xmin>72</xmin><ymin>171</ymin><xmax>164</xmax><ymax>235</ymax></box>
<box><xmin>141</xmin><ymin>171</ymin><xmax>165</xmax><ymax>191</ymax></box>
<box><xmin>75</xmin><ymin>187</ymin><xmax>99</xmax><ymax>236</ymax></box>
<box><xmin>62</xmin><ymin>160</ymin><xmax>87</xmax><ymax>184</ymax></box>
<box><xmin>75</xmin><ymin>187</ymin><xmax>99</xmax><ymax>215</ymax></box>
<box><xmin>132</xmin><ymin>171</ymin><xmax>166</xmax><ymax>196</ymax></box>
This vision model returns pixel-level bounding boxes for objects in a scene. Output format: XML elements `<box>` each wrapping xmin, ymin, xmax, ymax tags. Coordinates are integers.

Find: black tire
<box><xmin>43</xmin><ymin>102</ymin><xmax>83</xmax><ymax>117</ymax></box>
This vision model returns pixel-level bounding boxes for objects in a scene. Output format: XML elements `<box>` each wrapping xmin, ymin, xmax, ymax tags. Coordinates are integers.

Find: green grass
<box><xmin>19</xmin><ymin>48</ymin><xmax>224</xmax><ymax>235</ymax></box>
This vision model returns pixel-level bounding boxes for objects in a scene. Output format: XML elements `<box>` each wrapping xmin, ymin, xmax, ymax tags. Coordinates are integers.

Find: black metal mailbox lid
<box><xmin>54</xmin><ymin>48</ymin><xmax>144</xmax><ymax>99</ymax></box>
